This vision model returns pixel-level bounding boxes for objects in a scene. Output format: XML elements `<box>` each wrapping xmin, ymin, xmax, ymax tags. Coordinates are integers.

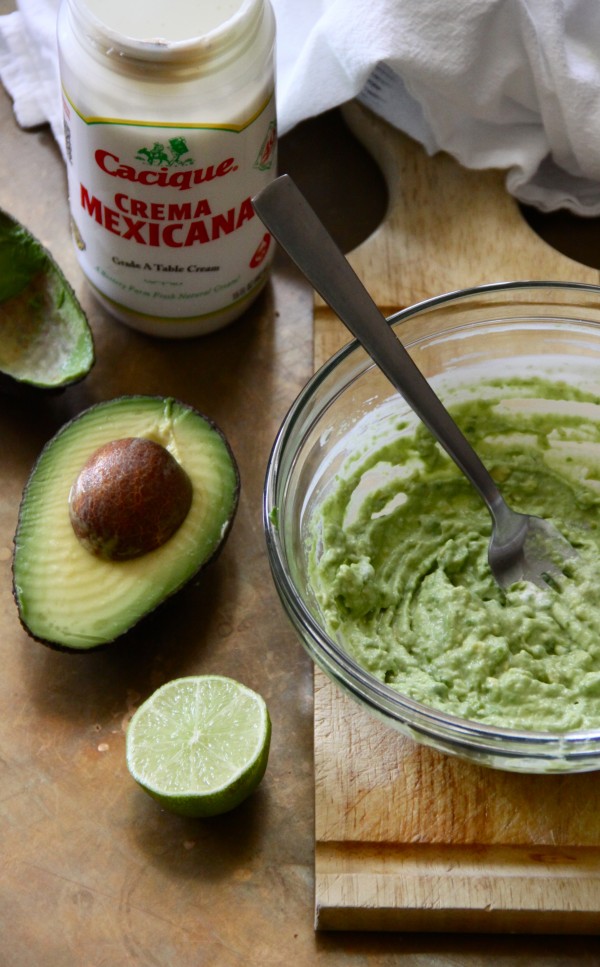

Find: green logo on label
<box><xmin>136</xmin><ymin>137</ymin><xmax>194</xmax><ymax>167</ymax></box>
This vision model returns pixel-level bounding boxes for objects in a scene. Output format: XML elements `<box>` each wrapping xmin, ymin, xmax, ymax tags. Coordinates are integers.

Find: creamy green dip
<box><xmin>309</xmin><ymin>377</ymin><xmax>600</xmax><ymax>732</ymax></box>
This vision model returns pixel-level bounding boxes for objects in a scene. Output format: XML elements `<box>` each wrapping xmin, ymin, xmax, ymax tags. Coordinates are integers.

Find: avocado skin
<box><xmin>0</xmin><ymin>207</ymin><xmax>95</xmax><ymax>393</ymax></box>
<box><xmin>12</xmin><ymin>395</ymin><xmax>240</xmax><ymax>652</ymax></box>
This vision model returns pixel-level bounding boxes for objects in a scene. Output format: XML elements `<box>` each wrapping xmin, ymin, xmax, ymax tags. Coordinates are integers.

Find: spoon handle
<box><xmin>253</xmin><ymin>175</ymin><xmax>503</xmax><ymax>516</ymax></box>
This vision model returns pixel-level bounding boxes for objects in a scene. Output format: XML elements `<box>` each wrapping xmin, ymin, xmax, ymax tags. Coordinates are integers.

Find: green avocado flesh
<box><xmin>0</xmin><ymin>208</ymin><xmax>94</xmax><ymax>389</ymax></box>
<box><xmin>13</xmin><ymin>396</ymin><xmax>239</xmax><ymax>650</ymax></box>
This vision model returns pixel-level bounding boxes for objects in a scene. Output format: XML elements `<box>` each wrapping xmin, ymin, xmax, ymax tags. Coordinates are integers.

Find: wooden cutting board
<box><xmin>313</xmin><ymin>103</ymin><xmax>600</xmax><ymax>933</ymax></box>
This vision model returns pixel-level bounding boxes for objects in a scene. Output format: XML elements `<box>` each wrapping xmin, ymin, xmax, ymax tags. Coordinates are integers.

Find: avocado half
<box><xmin>12</xmin><ymin>396</ymin><xmax>240</xmax><ymax>650</ymax></box>
<box><xmin>0</xmin><ymin>208</ymin><xmax>94</xmax><ymax>390</ymax></box>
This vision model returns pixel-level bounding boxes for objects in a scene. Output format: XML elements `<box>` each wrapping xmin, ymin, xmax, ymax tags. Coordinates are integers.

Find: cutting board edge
<box><xmin>315</xmin><ymin>841</ymin><xmax>600</xmax><ymax>933</ymax></box>
<box><xmin>314</xmin><ymin>890</ymin><xmax>600</xmax><ymax>934</ymax></box>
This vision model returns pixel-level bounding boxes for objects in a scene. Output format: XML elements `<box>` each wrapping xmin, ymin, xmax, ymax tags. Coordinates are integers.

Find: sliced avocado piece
<box><xmin>13</xmin><ymin>396</ymin><xmax>239</xmax><ymax>650</ymax></box>
<box><xmin>0</xmin><ymin>208</ymin><xmax>94</xmax><ymax>390</ymax></box>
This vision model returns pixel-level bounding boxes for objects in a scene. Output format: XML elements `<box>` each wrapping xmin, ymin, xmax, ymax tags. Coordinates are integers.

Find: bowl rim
<box><xmin>264</xmin><ymin>280</ymin><xmax>600</xmax><ymax>765</ymax></box>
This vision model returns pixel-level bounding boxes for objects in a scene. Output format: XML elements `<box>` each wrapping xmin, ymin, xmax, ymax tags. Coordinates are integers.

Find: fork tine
<box><xmin>521</xmin><ymin>520</ymin><xmax>577</xmax><ymax>590</ymax></box>
<box><xmin>490</xmin><ymin>515</ymin><xmax>577</xmax><ymax>590</ymax></box>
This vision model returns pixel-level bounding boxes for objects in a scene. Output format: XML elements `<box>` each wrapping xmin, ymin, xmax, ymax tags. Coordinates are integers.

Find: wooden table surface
<box><xmin>2</xmin><ymin>2</ymin><xmax>600</xmax><ymax>962</ymax></box>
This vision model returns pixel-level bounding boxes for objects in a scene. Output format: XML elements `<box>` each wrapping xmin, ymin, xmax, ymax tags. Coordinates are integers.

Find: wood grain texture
<box><xmin>316</xmin><ymin>842</ymin><xmax>600</xmax><ymax>933</ymax></box>
<box><xmin>313</xmin><ymin>102</ymin><xmax>600</xmax><ymax>933</ymax></box>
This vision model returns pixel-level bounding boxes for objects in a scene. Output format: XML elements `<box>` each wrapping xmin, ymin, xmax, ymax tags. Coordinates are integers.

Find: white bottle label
<box><xmin>62</xmin><ymin>89</ymin><xmax>276</xmax><ymax>329</ymax></box>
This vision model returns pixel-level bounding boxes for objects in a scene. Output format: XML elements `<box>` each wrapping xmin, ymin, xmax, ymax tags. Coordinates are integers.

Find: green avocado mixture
<box><xmin>309</xmin><ymin>377</ymin><xmax>600</xmax><ymax>733</ymax></box>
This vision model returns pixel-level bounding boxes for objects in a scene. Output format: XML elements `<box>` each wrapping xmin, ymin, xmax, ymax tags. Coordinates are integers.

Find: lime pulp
<box><xmin>126</xmin><ymin>675</ymin><xmax>271</xmax><ymax>817</ymax></box>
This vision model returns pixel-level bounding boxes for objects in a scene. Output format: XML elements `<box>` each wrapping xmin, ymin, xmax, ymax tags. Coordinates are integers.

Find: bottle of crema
<box><xmin>57</xmin><ymin>0</ymin><xmax>276</xmax><ymax>337</ymax></box>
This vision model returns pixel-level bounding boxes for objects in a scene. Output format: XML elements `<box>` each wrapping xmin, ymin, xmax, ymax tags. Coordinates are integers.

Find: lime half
<box><xmin>126</xmin><ymin>676</ymin><xmax>271</xmax><ymax>817</ymax></box>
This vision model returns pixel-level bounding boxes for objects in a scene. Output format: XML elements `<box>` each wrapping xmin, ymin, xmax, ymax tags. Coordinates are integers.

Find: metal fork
<box><xmin>252</xmin><ymin>175</ymin><xmax>578</xmax><ymax>590</ymax></box>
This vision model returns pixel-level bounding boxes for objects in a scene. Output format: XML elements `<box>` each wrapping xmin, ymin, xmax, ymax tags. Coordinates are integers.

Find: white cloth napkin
<box><xmin>0</xmin><ymin>0</ymin><xmax>62</xmax><ymax>139</ymax></box>
<box><xmin>3</xmin><ymin>0</ymin><xmax>600</xmax><ymax>215</ymax></box>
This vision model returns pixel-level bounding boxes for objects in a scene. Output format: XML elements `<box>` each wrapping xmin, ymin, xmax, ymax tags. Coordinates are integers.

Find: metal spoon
<box><xmin>252</xmin><ymin>174</ymin><xmax>578</xmax><ymax>590</ymax></box>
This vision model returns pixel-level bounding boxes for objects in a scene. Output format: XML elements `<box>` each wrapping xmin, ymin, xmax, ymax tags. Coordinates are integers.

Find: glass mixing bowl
<box><xmin>264</xmin><ymin>281</ymin><xmax>600</xmax><ymax>773</ymax></box>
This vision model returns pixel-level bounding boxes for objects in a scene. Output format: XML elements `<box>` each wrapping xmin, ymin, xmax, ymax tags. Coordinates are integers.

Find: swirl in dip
<box><xmin>309</xmin><ymin>377</ymin><xmax>600</xmax><ymax>733</ymax></box>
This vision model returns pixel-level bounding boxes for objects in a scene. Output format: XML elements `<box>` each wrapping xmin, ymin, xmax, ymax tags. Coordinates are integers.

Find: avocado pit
<box><xmin>69</xmin><ymin>437</ymin><xmax>193</xmax><ymax>561</ymax></box>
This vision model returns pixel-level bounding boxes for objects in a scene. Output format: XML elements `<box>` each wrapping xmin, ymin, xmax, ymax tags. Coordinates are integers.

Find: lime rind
<box><xmin>126</xmin><ymin>676</ymin><xmax>271</xmax><ymax>818</ymax></box>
